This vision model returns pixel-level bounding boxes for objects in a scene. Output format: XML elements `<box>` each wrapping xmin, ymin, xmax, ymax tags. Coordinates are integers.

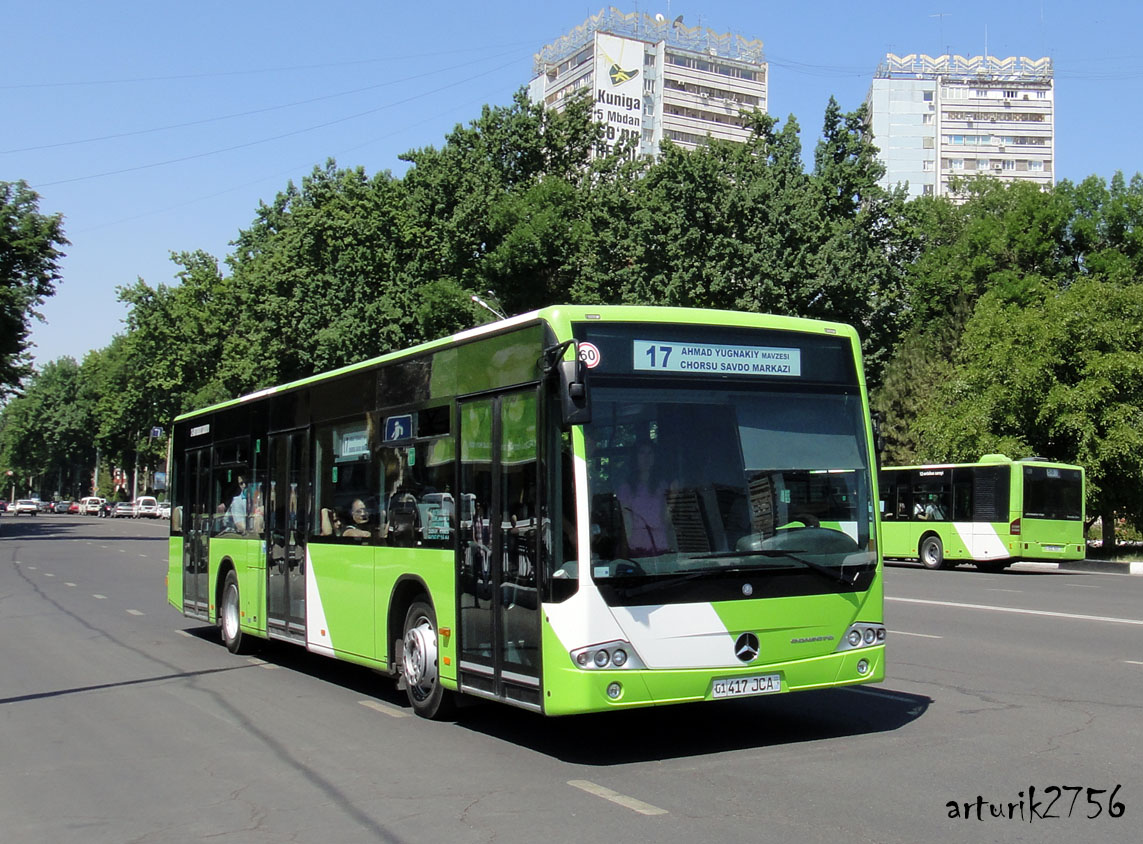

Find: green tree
<box><xmin>1</xmin><ymin>180</ymin><xmax>68</xmax><ymax>395</ymax></box>
<box><xmin>915</xmin><ymin>279</ymin><xmax>1143</xmax><ymax>552</ymax></box>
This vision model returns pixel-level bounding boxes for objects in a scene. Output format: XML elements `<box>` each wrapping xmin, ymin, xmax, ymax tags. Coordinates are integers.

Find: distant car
<box><xmin>68</xmin><ymin>501</ymin><xmax>81</xmax><ymax>514</ymax></box>
<box><xmin>112</xmin><ymin>501</ymin><xmax>135</xmax><ymax>518</ymax></box>
<box><xmin>157</xmin><ymin>501</ymin><xmax>171</xmax><ymax>519</ymax></box>
<box><xmin>0</xmin><ymin>501</ymin><xmax>7</xmax><ymax>513</ymax></box>
<box><xmin>54</xmin><ymin>500</ymin><xmax>72</xmax><ymax>513</ymax></box>
<box><xmin>36</xmin><ymin>499</ymin><xmax>53</xmax><ymax>513</ymax></box>
<box><xmin>80</xmin><ymin>496</ymin><xmax>105</xmax><ymax>515</ymax></box>
<box><xmin>134</xmin><ymin>496</ymin><xmax>159</xmax><ymax>518</ymax></box>
<box><xmin>14</xmin><ymin>499</ymin><xmax>39</xmax><ymax>516</ymax></box>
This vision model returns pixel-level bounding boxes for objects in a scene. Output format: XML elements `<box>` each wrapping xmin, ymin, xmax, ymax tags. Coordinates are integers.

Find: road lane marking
<box><xmin>568</xmin><ymin>780</ymin><xmax>668</xmax><ymax>816</ymax></box>
<box><xmin>1126</xmin><ymin>660</ymin><xmax>1143</xmax><ymax>666</ymax></box>
<box><xmin>92</xmin><ymin>594</ymin><xmax>107</xmax><ymax>600</ymax></box>
<box><xmin>887</xmin><ymin>596</ymin><xmax>1143</xmax><ymax>626</ymax></box>
<box><xmin>65</xmin><ymin>582</ymin><xmax>76</xmax><ymax>587</ymax></box>
<box><xmin>1067</xmin><ymin>584</ymin><xmax>1101</xmax><ymax>589</ymax></box>
<box><xmin>894</xmin><ymin>630</ymin><xmax>943</xmax><ymax>639</ymax></box>
<box><xmin>43</xmin><ymin>573</ymin><xmax>55</xmax><ymax>577</ymax></box>
<box><xmin>127</xmin><ymin>609</ymin><xmax>144</xmax><ymax>616</ymax></box>
<box><xmin>985</xmin><ymin>588</ymin><xmax>1021</xmax><ymax>593</ymax></box>
<box><xmin>358</xmin><ymin>699</ymin><xmax>409</xmax><ymax>718</ymax></box>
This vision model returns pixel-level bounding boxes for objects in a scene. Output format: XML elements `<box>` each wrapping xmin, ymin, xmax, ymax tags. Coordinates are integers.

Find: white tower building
<box><xmin>867</xmin><ymin>53</ymin><xmax>1054</xmax><ymax>200</ymax></box>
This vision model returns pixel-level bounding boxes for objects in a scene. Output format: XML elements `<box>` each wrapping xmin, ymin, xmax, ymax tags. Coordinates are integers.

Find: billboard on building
<box><xmin>593</xmin><ymin>33</ymin><xmax>643</xmax><ymax>158</ymax></box>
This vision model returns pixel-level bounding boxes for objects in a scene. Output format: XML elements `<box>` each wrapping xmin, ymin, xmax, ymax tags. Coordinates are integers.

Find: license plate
<box><xmin>1043</xmin><ymin>544</ymin><xmax>1063</xmax><ymax>552</ymax></box>
<box><xmin>711</xmin><ymin>673</ymin><xmax>782</xmax><ymax>699</ymax></box>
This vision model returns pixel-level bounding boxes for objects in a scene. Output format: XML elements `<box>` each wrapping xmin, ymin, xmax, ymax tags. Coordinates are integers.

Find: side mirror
<box><xmin>558</xmin><ymin>355</ymin><xmax>592</xmax><ymax>427</ymax></box>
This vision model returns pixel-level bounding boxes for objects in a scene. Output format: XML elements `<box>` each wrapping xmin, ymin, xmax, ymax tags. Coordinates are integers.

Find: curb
<box><xmin>1052</xmin><ymin>558</ymin><xmax>1143</xmax><ymax>576</ymax></box>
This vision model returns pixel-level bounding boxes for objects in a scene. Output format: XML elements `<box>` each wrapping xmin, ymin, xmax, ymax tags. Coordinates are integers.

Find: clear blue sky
<box><xmin>5</xmin><ymin>0</ymin><xmax>1140</xmax><ymax>367</ymax></box>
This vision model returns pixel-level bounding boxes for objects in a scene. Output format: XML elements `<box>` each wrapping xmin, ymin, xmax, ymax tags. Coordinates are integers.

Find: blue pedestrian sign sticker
<box><xmin>384</xmin><ymin>414</ymin><xmax>413</xmax><ymax>442</ymax></box>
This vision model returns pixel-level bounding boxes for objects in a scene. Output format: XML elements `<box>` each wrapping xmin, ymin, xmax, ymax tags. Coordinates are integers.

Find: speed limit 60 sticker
<box><xmin>578</xmin><ymin>342</ymin><xmax>601</xmax><ymax>369</ymax></box>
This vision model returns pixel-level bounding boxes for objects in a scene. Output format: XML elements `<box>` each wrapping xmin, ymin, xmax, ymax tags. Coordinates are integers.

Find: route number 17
<box><xmin>644</xmin><ymin>344</ymin><xmax>674</xmax><ymax>368</ymax></box>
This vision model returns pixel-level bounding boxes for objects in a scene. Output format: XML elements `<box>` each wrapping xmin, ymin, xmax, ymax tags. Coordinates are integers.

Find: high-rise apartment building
<box><xmin>867</xmin><ymin>53</ymin><xmax>1054</xmax><ymax>200</ymax></box>
<box><xmin>529</xmin><ymin>8</ymin><xmax>767</xmax><ymax>159</ymax></box>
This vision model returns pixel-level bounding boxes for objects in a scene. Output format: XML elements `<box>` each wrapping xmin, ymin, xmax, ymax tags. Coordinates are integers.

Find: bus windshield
<box><xmin>583</xmin><ymin>384</ymin><xmax>875</xmax><ymax>596</ymax></box>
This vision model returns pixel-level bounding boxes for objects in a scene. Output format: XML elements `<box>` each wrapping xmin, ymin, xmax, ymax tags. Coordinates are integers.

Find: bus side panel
<box><xmin>374</xmin><ymin>548</ymin><xmax>457</xmax><ymax>683</ymax></box>
<box><xmin>167</xmin><ymin>536</ymin><xmax>183</xmax><ymax>610</ymax></box>
<box><xmin>309</xmin><ymin>543</ymin><xmax>376</xmax><ymax>660</ymax></box>
<box><xmin>209</xmin><ymin>536</ymin><xmax>259</xmax><ymax>629</ymax></box>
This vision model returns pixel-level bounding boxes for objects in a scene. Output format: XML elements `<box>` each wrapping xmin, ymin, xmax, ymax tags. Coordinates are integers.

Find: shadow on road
<box><xmin>183</xmin><ymin>627</ymin><xmax>929</xmax><ymax>765</ymax></box>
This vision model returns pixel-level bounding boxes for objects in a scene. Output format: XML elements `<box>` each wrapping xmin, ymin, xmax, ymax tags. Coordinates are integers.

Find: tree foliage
<box><xmin>1</xmin><ymin>180</ymin><xmax>68</xmax><ymax>396</ymax></box>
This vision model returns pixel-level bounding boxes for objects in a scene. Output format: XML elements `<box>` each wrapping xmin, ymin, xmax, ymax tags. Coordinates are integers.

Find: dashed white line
<box><xmin>127</xmin><ymin>609</ymin><xmax>144</xmax><ymax>616</ymax></box>
<box><xmin>43</xmin><ymin>573</ymin><xmax>55</xmax><ymax>578</ymax></box>
<box><xmin>92</xmin><ymin>594</ymin><xmax>107</xmax><ymax>600</ymax></box>
<box><xmin>894</xmin><ymin>630</ymin><xmax>943</xmax><ymax>639</ymax></box>
<box><xmin>568</xmin><ymin>780</ymin><xmax>668</xmax><ymax>816</ymax></box>
<box><xmin>985</xmin><ymin>588</ymin><xmax>1022</xmax><ymax>593</ymax></box>
<box><xmin>358</xmin><ymin>699</ymin><xmax>409</xmax><ymax>718</ymax></box>
<box><xmin>64</xmin><ymin>582</ymin><xmax>76</xmax><ymax>587</ymax></box>
<box><xmin>887</xmin><ymin>596</ymin><xmax>1143</xmax><ymax>626</ymax></box>
<box><xmin>1126</xmin><ymin>660</ymin><xmax>1143</xmax><ymax>666</ymax></box>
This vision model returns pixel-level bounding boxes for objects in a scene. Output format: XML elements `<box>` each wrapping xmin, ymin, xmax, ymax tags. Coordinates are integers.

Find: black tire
<box><xmin>400</xmin><ymin>599</ymin><xmax>455</xmax><ymax>720</ymax></box>
<box><xmin>219</xmin><ymin>570</ymin><xmax>252</xmax><ymax>654</ymax></box>
<box><xmin>919</xmin><ymin>534</ymin><xmax>945</xmax><ymax>570</ymax></box>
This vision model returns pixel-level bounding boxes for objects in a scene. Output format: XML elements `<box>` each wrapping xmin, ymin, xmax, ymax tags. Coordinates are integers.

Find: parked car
<box><xmin>80</xmin><ymin>496</ymin><xmax>105</xmax><ymax>515</ymax></box>
<box><xmin>157</xmin><ymin>501</ymin><xmax>171</xmax><ymax>519</ymax></box>
<box><xmin>134</xmin><ymin>496</ymin><xmax>159</xmax><ymax>518</ymax></box>
<box><xmin>112</xmin><ymin>501</ymin><xmax>135</xmax><ymax>518</ymax></box>
<box><xmin>14</xmin><ymin>499</ymin><xmax>39</xmax><ymax>516</ymax></box>
<box><xmin>0</xmin><ymin>501</ymin><xmax>7</xmax><ymax>513</ymax></box>
<box><xmin>53</xmin><ymin>500</ymin><xmax>72</xmax><ymax>513</ymax></box>
<box><xmin>68</xmin><ymin>501</ymin><xmax>81</xmax><ymax>514</ymax></box>
<box><xmin>36</xmin><ymin>499</ymin><xmax>53</xmax><ymax>513</ymax></box>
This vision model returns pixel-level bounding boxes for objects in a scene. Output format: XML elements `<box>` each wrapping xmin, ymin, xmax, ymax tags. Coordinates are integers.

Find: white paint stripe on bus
<box><xmin>358</xmin><ymin>699</ymin><xmax>409</xmax><ymax>719</ymax></box>
<box><xmin>888</xmin><ymin>596</ymin><xmax>1143</xmax><ymax>626</ymax></box>
<box><xmin>568</xmin><ymin>780</ymin><xmax>668</xmax><ymax>816</ymax></box>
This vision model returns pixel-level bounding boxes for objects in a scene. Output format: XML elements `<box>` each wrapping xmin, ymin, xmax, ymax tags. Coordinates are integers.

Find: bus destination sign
<box><xmin>633</xmin><ymin>340</ymin><xmax>802</xmax><ymax>377</ymax></box>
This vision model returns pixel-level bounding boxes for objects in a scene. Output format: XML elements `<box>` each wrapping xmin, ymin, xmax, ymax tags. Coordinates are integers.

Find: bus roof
<box><xmin>175</xmin><ymin>305</ymin><xmax>862</xmax><ymax>422</ymax></box>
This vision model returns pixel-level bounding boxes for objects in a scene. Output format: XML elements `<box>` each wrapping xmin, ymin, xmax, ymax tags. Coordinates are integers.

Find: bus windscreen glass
<box><xmin>583</xmin><ymin>385</ymin><xmax>875</xmax><ymax>599</ymax></box>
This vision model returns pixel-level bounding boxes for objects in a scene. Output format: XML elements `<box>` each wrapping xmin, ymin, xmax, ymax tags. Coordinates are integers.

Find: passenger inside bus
<box><xmin>616</xmin><ymin>439</ymin><xmax>672</xmax><ymax>557</ymax></box>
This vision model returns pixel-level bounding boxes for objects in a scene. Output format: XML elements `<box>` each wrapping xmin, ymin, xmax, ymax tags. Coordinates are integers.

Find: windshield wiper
<box><xmin>693</xmin><ymin>549</ymin><xmax>859</xmax><ymax>586</ymax></box>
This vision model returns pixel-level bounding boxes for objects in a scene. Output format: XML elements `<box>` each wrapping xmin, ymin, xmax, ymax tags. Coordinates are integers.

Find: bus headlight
<box><xmin>837</xmin><ymin>623</ymin><xmax>887</xmax><ymax>652</ymax></box>
<box><xmin>570</xmin><ymin>641</ymin><xmax>646</xmax><ymax>670</ymax></box>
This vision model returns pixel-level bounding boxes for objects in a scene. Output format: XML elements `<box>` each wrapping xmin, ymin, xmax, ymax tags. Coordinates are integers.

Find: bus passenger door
<box><xmin>458</xmin><ymin>391</ymin><xmax>542</xmax><ymax>710</ymax></box>
<box><xmin>266</xmin><ymin>430</ymin><xmax>309</xmax><ymax>641</ymax></box>
<box><xmin>182</xmin><ymin>447</ymin><xmax>211</xmax><ymax>619</ymax></box>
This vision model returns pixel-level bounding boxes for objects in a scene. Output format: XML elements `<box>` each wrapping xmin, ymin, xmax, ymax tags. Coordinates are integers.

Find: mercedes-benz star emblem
<box><xmin>735</xmin><ymin>632</ymin><xmax>760</xmax><ymax>663</ymax></box>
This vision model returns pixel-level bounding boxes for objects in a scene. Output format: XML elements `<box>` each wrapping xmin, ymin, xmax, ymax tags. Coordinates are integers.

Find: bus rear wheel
<box><xmin>401</xmin><ymin>600</ymin><xmax>455</xmax><ymax>720</ymax></box>
<box><xmin>919</xmin><ymin>535</ymin><xmax>945</xmax><ymax>570</ymax></box>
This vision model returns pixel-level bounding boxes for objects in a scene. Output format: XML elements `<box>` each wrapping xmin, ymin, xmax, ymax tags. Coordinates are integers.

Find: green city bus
<box><xmin>167</xmin><ymin>306</ymin><xmax>885</xmax><ymax>718</ymax></box>
<box><xmin>878</xmin><ymin>455</ymin><xmax>1086</xmax><ymax>571</ymax></box>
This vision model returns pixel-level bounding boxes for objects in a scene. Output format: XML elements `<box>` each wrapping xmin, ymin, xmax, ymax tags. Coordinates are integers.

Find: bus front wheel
<box><xmin>401</xmin><ymin>600</ymin><xmax>455</xmax><ymax>720</ymax></box>
<box><xmin>919</xmin><ymin>535</ymin><xmax>946</xmax><ymax>570</ymax></box>
<box><xmin>220</xmin><ymin>570</ymin><xmax>253</xmax><ymax>654</ymax></box>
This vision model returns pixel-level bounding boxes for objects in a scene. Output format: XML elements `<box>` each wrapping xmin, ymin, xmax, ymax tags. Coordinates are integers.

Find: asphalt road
<box><xmin>1</xmin><ymin>515</ymin><xmax>1139</xmax><ymax>843</ymax></box>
